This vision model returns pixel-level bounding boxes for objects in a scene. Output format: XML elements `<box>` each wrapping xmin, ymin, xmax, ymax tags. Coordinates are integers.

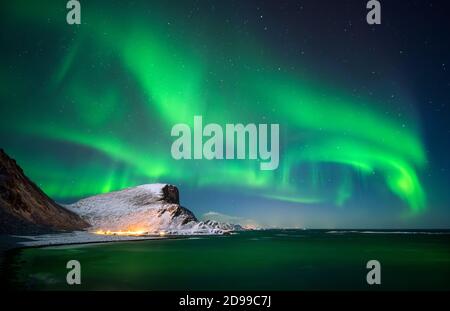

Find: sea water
<box><xmin>3</xmin><ymin>229</ymin><xmax>450</xmax><ymax>290</ymax></box>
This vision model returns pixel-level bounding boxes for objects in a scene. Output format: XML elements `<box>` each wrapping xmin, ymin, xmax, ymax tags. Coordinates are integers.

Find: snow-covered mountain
<box><xmin>200</xmin><ymin>220</ymin><xmax>244</xmax><ymax>232</ymax></box>
<box><xmin>66</xmin><ymin>184</ymin><xmax>243</xmax><ymax>235</ymax></box>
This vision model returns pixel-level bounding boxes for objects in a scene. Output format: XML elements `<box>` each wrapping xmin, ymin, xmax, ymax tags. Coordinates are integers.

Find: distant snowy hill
<box><xmin>66</xmin><ymin>184</ymin><xmax>243</xmax><ymax>235</ymax></box>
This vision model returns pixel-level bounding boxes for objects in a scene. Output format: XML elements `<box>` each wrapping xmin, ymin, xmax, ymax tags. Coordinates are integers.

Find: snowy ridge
<box><xmin>199</xmin><ymin>220</ymin><xmax>244</xmax><ymax>231</ymax></box>
<box><xmin>66</xmin><ymin>184</ymin><xmax>243</xmax><ymax>235</ymax></box>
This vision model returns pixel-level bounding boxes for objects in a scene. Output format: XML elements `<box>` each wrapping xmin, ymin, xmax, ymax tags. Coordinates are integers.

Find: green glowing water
<box><xmin>4</xmin><ymin>230</ymin><xmax>450</xmax><ymax>290</ymax></box>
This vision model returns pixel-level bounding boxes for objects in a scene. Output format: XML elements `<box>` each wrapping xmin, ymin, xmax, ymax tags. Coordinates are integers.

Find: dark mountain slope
<box><xmin>0</xmin><ymin>149</ymin><xmax>89</xmax><ymax>234</ymax></box>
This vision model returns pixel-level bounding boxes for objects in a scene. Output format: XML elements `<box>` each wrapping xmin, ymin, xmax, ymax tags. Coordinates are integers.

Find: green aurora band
<box><xmin>0</xmin><ymin>1</ymin><xmax>427</xmax><ymax>213</ymax></box>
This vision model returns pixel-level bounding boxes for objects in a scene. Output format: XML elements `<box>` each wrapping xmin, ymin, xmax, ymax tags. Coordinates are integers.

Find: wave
<box><xmin>326</xmin><ymin>230</ymin><xmax>450</xmax><ymax>235</ymax></box>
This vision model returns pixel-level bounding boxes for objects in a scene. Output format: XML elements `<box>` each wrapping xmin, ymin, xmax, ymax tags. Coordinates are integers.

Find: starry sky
<box><xmin>0</xmin><ymin>0</ymin><xmax>449</xmax><ymax>228</ymax></box>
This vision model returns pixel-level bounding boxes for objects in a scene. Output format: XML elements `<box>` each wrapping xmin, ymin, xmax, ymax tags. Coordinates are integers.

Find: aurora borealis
<box><xmin>1</xmin><ymin>0</ymin><xmax>449</xmax><ymax>228</ymax></box>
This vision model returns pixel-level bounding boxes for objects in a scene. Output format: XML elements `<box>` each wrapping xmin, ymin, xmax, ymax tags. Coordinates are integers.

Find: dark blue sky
<box><xmin>0</xmin><ymin>0</ymin><xmax>449</xmax><ymax>228</ymax></box>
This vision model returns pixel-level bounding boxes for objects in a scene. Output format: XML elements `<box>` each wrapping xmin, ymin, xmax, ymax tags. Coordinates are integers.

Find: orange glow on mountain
<box><xmin>94</xmin><ymin>229</ymin><xmax>147</xmax><ymax>236</ymax></box>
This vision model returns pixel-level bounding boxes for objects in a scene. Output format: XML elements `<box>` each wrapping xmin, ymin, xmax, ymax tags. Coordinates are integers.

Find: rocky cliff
<box><xmin>67</xmin><ymin>184</ymin><xmax>200</xmax><ymax>234</ymax></box>
<box><xmin>67</xmin><ymin>184</ymin><xmax>243</xmax><ymax>235</ymax></box>
<box><xmin>0</xmin><ymin>149</ymin><xmax>89</xmax><ymax>234</ymax></box>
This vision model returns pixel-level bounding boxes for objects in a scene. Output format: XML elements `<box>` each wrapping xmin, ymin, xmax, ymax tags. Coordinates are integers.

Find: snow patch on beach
<box><xmin>14</xmin><ymin>231</ymin><xmax>164</xmax><ymax>247</ymax></box>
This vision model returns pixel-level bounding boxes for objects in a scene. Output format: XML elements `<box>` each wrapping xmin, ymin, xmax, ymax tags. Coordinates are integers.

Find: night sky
<box><xmin>0</xmin><ymin>0</ymin><xmax>449</xmax><ymax>228</ymax></box>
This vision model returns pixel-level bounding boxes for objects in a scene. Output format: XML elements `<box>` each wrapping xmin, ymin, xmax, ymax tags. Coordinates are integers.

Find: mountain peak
<box><xmin>67</xmin><ymin>183</ymin><xmax>194</xmax><ymax>233</ymax></box>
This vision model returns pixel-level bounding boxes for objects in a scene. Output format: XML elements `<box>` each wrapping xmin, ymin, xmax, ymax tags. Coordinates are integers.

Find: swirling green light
<box><xmin>0</xmin><ymin>0</ymin><xmax>427</xmax><ymax>213</ymax></box>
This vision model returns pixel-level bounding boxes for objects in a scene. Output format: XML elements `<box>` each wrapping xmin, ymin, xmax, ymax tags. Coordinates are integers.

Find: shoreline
<box><xmin>8</xmin><ymin>235</ymin><xmax>174</xmax><ymax>251</ymax></box>
<box><xmin>2</xmin><ymin>228</ymin><xmax>448</xmax><ymax>253</ymax></box>
<box><xmin>0</xmin><ymin>231</ymin><xmax>222</xmax><ymax>253</ymax></box>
